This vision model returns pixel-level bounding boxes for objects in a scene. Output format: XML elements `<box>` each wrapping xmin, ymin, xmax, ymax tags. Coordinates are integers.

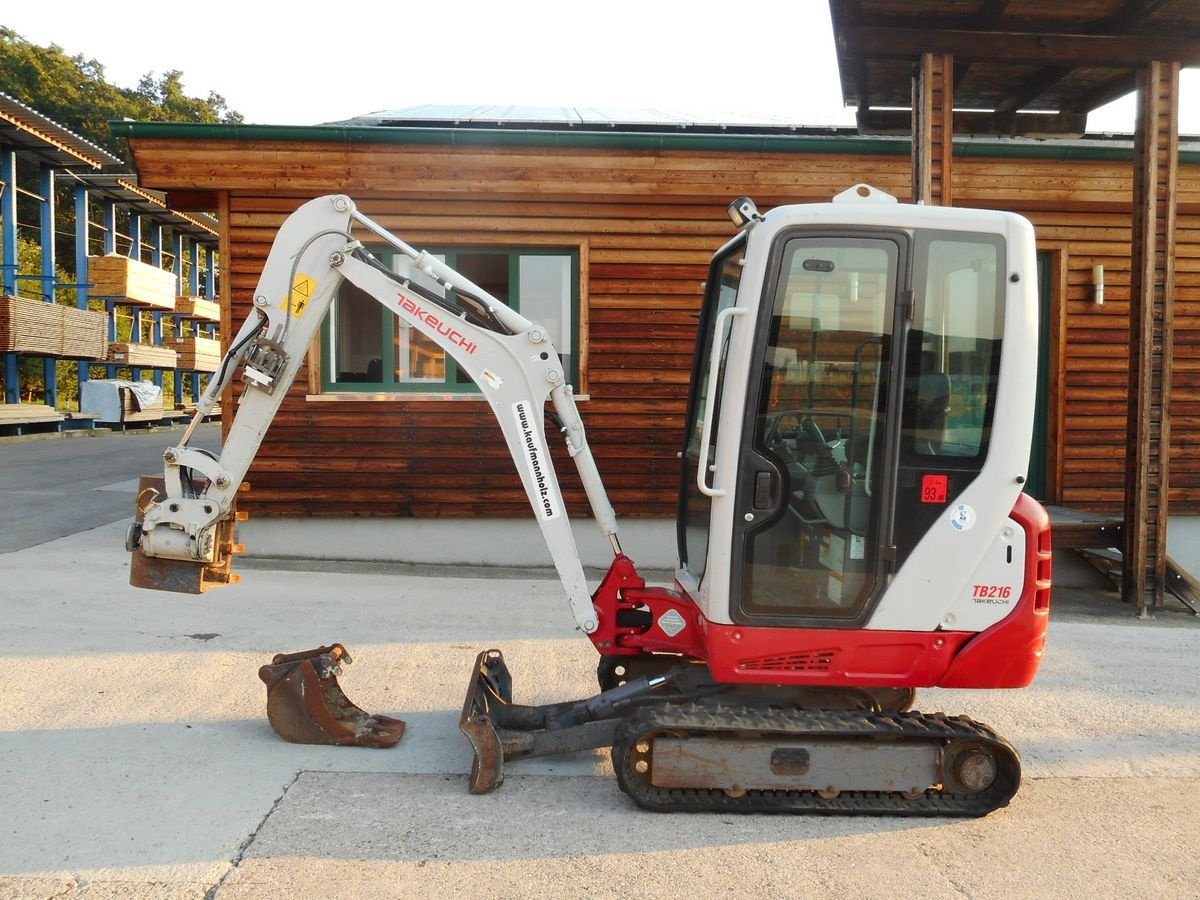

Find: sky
<box><xmin>4</xmin><ymin>0</ymin><xmax>1199</xmax><ymax>135</ymax></box>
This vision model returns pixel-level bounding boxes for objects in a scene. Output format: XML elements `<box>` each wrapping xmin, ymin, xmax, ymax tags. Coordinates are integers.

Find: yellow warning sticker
<box><xmin>284</xmin><ymin>273</ymin><xmax>317</xmax><ymax>317</ymax></box>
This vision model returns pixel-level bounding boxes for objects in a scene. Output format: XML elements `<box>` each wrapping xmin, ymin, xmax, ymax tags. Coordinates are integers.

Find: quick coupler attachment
<box><xmin>258</xmin><ymin>644</ymin><xmax>406</xmax><ymax>748</ymax></box>
<box><xmin>127</xmin><ymin>475</ymin><xmax>242</xmax><ymax>594</ymax></box>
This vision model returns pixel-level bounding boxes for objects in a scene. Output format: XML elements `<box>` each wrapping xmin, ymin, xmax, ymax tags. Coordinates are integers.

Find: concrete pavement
<box><xmin>1</xmin><ymin>513</ymin><xmax>1199</xmax><ymax>897</ymax></box>
<box><xmin>0</xmin><ymin>423</ymin><xmax>222</xmax><ymax>553</ymax></box>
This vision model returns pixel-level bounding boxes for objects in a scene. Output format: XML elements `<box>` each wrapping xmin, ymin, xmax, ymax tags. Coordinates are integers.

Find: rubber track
<box><xmin>612</xmin><ymin>703</ymin><xmax>1021</xmax><ymax>816</ymax></box>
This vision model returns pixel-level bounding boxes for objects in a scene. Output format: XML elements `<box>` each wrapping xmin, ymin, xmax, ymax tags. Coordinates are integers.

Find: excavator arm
<box><xmin>128</xmin><ymin>194</ymin><xmax>615</xmax><ymax>635</ymax></box>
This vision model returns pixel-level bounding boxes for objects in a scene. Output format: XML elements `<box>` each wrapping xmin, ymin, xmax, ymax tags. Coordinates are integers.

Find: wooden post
<box><xmin>1123</xmin><ymin>60</ymin><xmax>1179</xmax><ymax>615</ymax></box>
<box><xmin>911</xmin><ymin>52</ymin><xmax>954</xmax><ymax>206</ymax></box>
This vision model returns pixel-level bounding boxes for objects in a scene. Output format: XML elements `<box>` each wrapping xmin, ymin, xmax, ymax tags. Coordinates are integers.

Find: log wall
<box><xmin>129</xmin><ymin>136</ymin><xmax>1200</xmax><ymax>518</ymax></box>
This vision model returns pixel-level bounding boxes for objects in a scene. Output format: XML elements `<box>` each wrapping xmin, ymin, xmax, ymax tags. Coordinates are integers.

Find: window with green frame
<box><xmin>322</xmin><ymin>247</ymin><xmax>580</xmax><ymax>393</ymax></box>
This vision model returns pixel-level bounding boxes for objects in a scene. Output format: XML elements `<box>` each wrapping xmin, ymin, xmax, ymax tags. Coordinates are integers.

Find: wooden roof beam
<box><xmin>847</xmin><ymin>2</ymin><xmax>1190</xmax><ymax>37</ymax></box>
<box><xmin>993</xmin><ymin>67</ymin><xmax>1065</xmax><ymax>115</ymax></box>
<box><xmin>859</xmin><ymin>108</ymin><xmax>1085</xmax><ymax>136</ymax></box>
<box><xmin>845</xmin><ymin>27</ymin><xmax>1200</xmax><ymax>67</ymax></box>
<box><xmin>165</xmin><ymin>190</ymin><xmax>220</xmax><ymax>213</ymax></box>
<box><xmin>954</xmin><ymin>1</ymin><xmax>1014</xmax><ymax>90</ymax></box>
<box><xmin>830</xmin><ymin>1</ymin><xmax>874</xmax><ymax>117</ymax></box>
<box><xmin>1098</xmin><ymin>0</ymin><xmax>1175</xmax><ymax>35</ymax></box>
<box><xmin>991</xmin><ymin>1</ymin><xmax>1175</xmax><ymax>115</ymax></box>
<box><xmin>1062</xmin><ymin>73</ymin><xmax>1139</xmax><ymax>115</ymax></box>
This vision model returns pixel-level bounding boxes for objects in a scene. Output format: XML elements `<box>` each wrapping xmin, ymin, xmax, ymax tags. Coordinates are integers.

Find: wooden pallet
<box><xmin>107</xmin><ymin>342</ymin><xmax>179</xmax><ymax>367</ymax></box>
<box><xmin>88</xmin><ymin>255</ymin><xmax>177</xmax><ymax>308</ymax></box>
<box><xmin>0</xmin><ymin>296</ymin><xmax>107</xmax><ymax>359</ymax></box>
<box><xmin>174</xmin><ymin>296</ymin><xmax>220</xmax><ymax>321</ymax></box>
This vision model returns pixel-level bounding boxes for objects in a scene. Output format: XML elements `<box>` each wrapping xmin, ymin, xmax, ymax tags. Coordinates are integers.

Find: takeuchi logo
<box><xmin>397</xmin><ymin>293</ymin><xmax>478</xmax><ymax>354</ymax></box>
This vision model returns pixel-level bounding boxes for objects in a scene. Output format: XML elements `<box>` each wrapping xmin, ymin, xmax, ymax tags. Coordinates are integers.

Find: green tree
<box><xmin>0</xmin><ymin>27</ymin><xmax>242</xmax><ymax>163</ymax></box>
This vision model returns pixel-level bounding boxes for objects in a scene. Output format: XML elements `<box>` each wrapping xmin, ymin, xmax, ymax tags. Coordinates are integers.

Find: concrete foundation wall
<box><xmin>240</xmin><ymin>517</ymin><xmax>680</xmax><ymax>569</ymax></box>
<box><xmin>240</xmin><ymin>514</ymin><xmax>1200</xmax><ymax>586</ymax></box>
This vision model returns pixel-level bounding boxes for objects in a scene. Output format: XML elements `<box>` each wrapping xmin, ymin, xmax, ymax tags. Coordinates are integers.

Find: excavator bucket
<box><xmin>257</xmin><ymin>644</ymin><xmax>406</xmax><ymax>748</ymax></box>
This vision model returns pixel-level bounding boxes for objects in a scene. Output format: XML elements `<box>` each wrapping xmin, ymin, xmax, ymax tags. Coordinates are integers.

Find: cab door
<box><xmin>678</xmin><ymin>234</ymin><xmax>747</xmax><ymax>590</ymax></box>
<box><xmin>729</xmin><ymin>231</ymin><xmax>910</xmax><ymax>627</ymax></box>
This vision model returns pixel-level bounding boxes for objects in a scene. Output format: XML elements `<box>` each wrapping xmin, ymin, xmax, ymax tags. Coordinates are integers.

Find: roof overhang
<box><xmin>829</xmin><ymin>0</ymin><xmax>1200</xmax><ymax>137</ymax></box>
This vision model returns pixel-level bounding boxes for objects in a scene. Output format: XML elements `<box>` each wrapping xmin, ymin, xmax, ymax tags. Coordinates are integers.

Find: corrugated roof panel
<box><xmin>77</xmin><ymin>174</ymin><xmax>218</xmax><ymax>238</ymax></box>
<box><xmin>0</xmin><ymin>92</ymin><xmax>122</xmax><ymax>169</ymax></box>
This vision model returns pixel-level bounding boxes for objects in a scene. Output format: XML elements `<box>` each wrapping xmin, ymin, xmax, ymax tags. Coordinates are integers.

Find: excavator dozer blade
<box><xmin>257</xmin><ymin>644</ymin><xmax>406</xmax><ymax>748</ymax></box>
<box><xmin>458</xmin><ymin>648</ymin><xmax>619</xmax><ymax>794</ymax></box>
<box><xmin>127</xmin><ymin>476</ymin><xmax>239</xmax><ymax>594</ymax></box>
<box><xmin>459</xmin><ymin>649</ymin><xmax>514</xmax><ymax>793</ymax></box>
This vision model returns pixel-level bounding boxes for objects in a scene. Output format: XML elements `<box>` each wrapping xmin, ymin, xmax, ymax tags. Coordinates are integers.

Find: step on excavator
<box><xmin>127</xmin><ymin>186</ymin><xmax>1052</xmax><ymax>816</ymax></box>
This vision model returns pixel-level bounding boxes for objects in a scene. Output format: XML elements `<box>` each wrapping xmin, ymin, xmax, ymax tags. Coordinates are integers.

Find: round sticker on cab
<box><xmin>950</xmin><ymin>503</ymin><xmax>976</xmax><ymax>532</ymax></box>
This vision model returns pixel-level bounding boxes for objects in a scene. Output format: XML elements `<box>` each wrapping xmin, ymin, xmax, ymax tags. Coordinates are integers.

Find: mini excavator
<box><xmin>127</xmin><ymin>186</ymin><xmax>1052</xmax><ymax>816</ymax></box>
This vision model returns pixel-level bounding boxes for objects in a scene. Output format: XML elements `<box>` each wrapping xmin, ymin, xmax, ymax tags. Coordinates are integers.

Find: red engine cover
<box><xmin>588</xmin><ymin>494</ymin><xmax>1051</xmax><ymax>690</ymax></box>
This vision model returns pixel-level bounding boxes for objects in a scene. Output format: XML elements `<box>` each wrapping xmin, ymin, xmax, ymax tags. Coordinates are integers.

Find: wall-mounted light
<box><xmin>1092</xmin><ymin>264</ymin><xmax>1105</xmax><ymax>306</ymax></box>
<box><xmin>726</xmin><ymin>196</ymin><xmax>763</xmax><ymax>230</ymax></box>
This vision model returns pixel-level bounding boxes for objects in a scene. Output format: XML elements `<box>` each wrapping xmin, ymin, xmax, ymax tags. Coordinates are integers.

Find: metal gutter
<box><xmin>108</xmin><ymin>120</ymin><xmax>1200</xmax><ymax>165</ymax></box>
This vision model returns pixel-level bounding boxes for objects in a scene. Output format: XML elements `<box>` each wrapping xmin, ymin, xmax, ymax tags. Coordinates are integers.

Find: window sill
<box><xmin>306</xmin><ymin>392</ymin><xmax>592</xmax><ymax>402</ymax></box>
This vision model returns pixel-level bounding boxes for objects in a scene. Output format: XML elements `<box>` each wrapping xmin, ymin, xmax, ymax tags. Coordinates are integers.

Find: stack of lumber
<box><xmin>0</xmin><ymin>403</ymin><xmax>64</xmax><ymax>426</ymax></box>
<box><xmin>175</xmin><ymin>296</ymin><xmax>220</xmax><ymax>321</ymax></box>
<box><xmin>81</xmin><ymin>380</ymin><xmax>165</xmax><ymax>424</ymax></box>
<box><xmin>0</xmin><ymin>295</ymin><xmax>107</xmax><ymax>359</ymax></box>
<box><xmin>169</xmin><ymin>335</ymin><xmax>222</xmax><ymax>372</ymax></box>
<box><xmin>107</xmin><ymin>342</ymin><xmax>178</xmax><ymax>367</ymax></box>
<box><xmin>0</xmin><ymin>295</ymin><xmax>59</xmax><ymax>355</ymax></box>
<box><xmin>119</xmin><ymin>387</ymin><xmax>164</xmax><ymax>423</ymax></box>
<box><xmin>60</xmin><ymin>305</ymin><xmax>108</xmax><ymax>358</ymax></box>
<box><xmin>88</xmin><ymin>255</ymin><xmax>176</xmax><ymax>308</ymax></box>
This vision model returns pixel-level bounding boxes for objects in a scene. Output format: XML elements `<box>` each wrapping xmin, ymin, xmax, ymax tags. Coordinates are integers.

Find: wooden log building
<box><xmin>114</xmin><ymin>118</ymin><xmax>1199</xmax><ymax>524</ymax></box>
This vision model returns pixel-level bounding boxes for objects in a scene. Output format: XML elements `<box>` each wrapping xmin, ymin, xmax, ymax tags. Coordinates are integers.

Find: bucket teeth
<box><xmin>257</xmin><ymin>643</ymin><xmax>405</xmax><ymax>748</ymax></box>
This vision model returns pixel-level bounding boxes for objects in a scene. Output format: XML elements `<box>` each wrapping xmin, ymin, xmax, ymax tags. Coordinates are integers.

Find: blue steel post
<box><xmin>75</xmin><ymin>184</ymin><xmax>91</xmax><ymax>392</ymax></box>
<box><xmin>150</xmin><ymin>222</ymin><xmax>164</xmax><ymax>389</ymax></box>
<box><xmin>40</xmin><ymin>164</ymin><xmax>57</xmax><ymax>408</ymax></box>
<box><xmin>103</xmin><ymin>199</ymin><xmax>117</xmax><ymax>377</ymax></box>
<box><xmin>2</xmin><ymin>147</ymin><xmax>19</xmax><ymax>404</ymax></box>
<box><xmin>204</xmin><ymin>242</ymin><xmax>217</xmax><ymax>299</ymax></box>
<box><xmin>129</xmin><ymin>212</ymin><xmax>142</xmax><ymax>382</ymax></box>
<box><xmin>189</xmin><ymin>238</ymin><xmax>200</xmax><ymax>296</ymax></box>
<box><xmin>174</xmin><ymin>231</ymin><xmax>185</xmax><ymax>406</ymax></box>
<box><xmin>196</xmin><ymin>241</ymin><xmax>209</xmax><ymax>400</ymax></box>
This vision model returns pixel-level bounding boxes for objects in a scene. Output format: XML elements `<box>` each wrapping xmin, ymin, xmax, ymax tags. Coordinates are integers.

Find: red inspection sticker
<box><xmin>921</xmin><ymin>474</ymin><xmax>949</xmax><ymax>504</ymax></box>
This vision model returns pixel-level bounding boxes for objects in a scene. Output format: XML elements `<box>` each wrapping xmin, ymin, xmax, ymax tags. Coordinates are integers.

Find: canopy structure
<box><xmin>829</xmin><ymin>0</ymin><xmax>1200</xmax><ymax>613</ymax></box>
<box><xmin>831</xmin><ymin>1</ymin><xmax>1200</xmax><ymax>137</ymax></box>
<box><xmin>77</xmin><ymin>174</ymin><xmax>218</xmax><ymax>239</ymax></box>
<box><xmin>0</xmin><ymin>91</ymin><xmax>121</xmax><ymax>171</ymax></box>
